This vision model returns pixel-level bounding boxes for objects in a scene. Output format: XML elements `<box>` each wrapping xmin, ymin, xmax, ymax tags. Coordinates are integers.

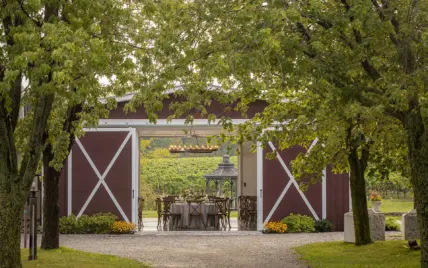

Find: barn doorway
<box><xmin>137</xmin><ymin>125</ymin><xmax>258</xmax><ymax>232</ymax></box>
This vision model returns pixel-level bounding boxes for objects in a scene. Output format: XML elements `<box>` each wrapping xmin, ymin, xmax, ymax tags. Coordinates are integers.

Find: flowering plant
<box><xmin>111</xmin><ymin>221</ymin><xmax>136</xmax><ymax>234</ymax></box>
<box><xmin>263</xmin><ymin>221</ymin><xmax>288</xmax><ymax>233</ymax></box>
<box><xmin>370</xmin><ymin>192</ymin><xmax>382</xmax><ymax>202</ymax></box>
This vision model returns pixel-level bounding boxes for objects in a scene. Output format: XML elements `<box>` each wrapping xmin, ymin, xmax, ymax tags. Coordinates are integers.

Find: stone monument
<box><xmin>402</xmin><ymin>209</ymin><xmax>419</xmax><ymax>240</ymax></box>
<box><xmin>344</xmin><ymin>209</ymin><xmax>385</xmax><ymax>243</ymax></box>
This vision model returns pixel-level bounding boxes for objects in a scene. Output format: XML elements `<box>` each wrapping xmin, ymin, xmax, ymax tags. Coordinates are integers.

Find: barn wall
<box><xmin>326</xmin><ymin>168</ymin><xmax>349</xmax><ymax>231</ymax></box>
<box><xmin>262</xmin><ymin>144</ymin><xmax>349</xmax><ymax>231</ymax></box>
<box><xmin>108</xmin><ymin>97</ymin><xmax>267</xmax><ymax>120</ymax></box>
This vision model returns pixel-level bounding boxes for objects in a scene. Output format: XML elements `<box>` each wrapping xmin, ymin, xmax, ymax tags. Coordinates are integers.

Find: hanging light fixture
<box><xmin>168</xmin><ymin>145</ymin><xmax>186</xmax><ymax>153</ymax></box>
<box><xmin>168</xmin><ymin>130</ymin><xmax>219</xmax><ymax>154</ymax></box>
<box><xmin>186</xmin><ymin>145</ymin><xmax>219</xmax><ymax>153</ymax></box>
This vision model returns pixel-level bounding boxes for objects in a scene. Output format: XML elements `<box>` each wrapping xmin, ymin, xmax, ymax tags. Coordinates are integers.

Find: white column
<box><xmin>256</xmin><ymin>142</ymin><xmax>263</xmax><ymax>231</ymax></box>
<box><xmin>131</xmin><ymin>128</ymin><xmax>138</xmax><ymax>224</ymax></box>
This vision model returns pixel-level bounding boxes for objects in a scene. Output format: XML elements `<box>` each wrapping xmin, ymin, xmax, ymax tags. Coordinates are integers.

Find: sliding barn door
<box><xmin>59</xmin><ymin>128</ymin><xmax>139</xmax><ymax>223</ymax></box>
<box><xmin>262</xmin><ymin>141</ymin><xmax>349</xmax><ymax>231</ymax></box>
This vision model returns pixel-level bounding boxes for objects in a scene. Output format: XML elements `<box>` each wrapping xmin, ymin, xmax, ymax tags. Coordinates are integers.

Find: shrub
<box><xmin>59</xmin><ymin>213</ymin><xmax>119</xmax><ymax>234</ymax></box>
<box><xmin>87</xmin><ymin>213</ymin><xmax>118</xmax><ymax>234</ymax></box>
<box><xmin>281</xmin><ymin>214</ymin><xmax>315</xmax><ymax>233</ymax></box>
<box><xmin>59</xmin><ymin>215</ymin><xmax>78</xmax><ymax>234</ymax></box>
<box><xmin>74</xmin><ymin>215</ymin><xmax>91</xmax><ymax>233</ymax></box>
<box><xmin>314</xmin><ymin>219</ymin><xmax>335</xmax><ymax>232</ymax></box>
<box><xmin>263</xmin><ymin>221</ymin><xmax>288</xmax><ymax>233</ymax></box>
<box><xmin>385</xmin><ymin>218</ymin><xmax>400</xmax><ymax>231</ymax></box>
<box><xmin>111</xmin><ymin>221</ymin><xmax>136</xmax><ymax>234</ymax></box>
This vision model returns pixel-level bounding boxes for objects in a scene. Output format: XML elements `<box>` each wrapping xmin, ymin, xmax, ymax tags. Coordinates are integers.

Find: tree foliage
<box><xmin>0</xmin><ymin>0</ymin><xmax>154</xmax><ymax>266</ymax></box>
<box><xmin>140</xmin><ymin>0</ymin><xmax>428</xmax><ymax>257</ymax></box>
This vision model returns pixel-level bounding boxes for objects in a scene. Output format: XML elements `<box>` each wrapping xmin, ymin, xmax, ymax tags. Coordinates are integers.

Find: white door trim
<box><xmin>76</xmin><ymin>131</ymin><xmax>132</xmax><ymax>222</ymax></box>
<box><xmin>264</xmin><ymin>141</ymin><xmax>320</xmax><ymax>224</ymax></box>
<box><xmin>131</xmin><ymin>128</ymin><xmax>139</xmax><ymax>224</ymax></box>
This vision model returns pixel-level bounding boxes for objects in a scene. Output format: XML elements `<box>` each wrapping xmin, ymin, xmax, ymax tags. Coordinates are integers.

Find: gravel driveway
<box><xmin>59</xmin><ymin>232</ymin><xmax>344</xmax><ymax>268</ymax></box>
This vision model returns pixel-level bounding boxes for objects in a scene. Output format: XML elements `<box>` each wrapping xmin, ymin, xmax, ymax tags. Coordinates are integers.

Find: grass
<box><xmin>295</xmin><ymin>241</ymin><xmax>420</xmax><ymax>268</ymax></box>
<box><xmin>143</xmin><ymin>210</ymin><xmax>238</xmax><ymax>218</ymax></box>
<box><xmin>389</xmin><ymin>216</ymin><xmax>402</xmax><ymax>221</ymax></box>
<box><xmin>368</xmin><ymin>199</ymin><xmax>413</xmax><ymax>213</ymax></box>
<box><xmin>21</xmin><ymin>247</ymin><xmax>148</xmax><ymax>268</ymax></box>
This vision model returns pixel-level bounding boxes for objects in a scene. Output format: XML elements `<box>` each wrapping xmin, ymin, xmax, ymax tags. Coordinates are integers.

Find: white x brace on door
<box><xmin>67</xmin><ymin>128</ymin><xmax>139</xmax><ymax>224</ymax></box>
<box><xmin>263</xmin><ymin>138</ymin><xmax>327</xmax><ymax>224</ymax></box>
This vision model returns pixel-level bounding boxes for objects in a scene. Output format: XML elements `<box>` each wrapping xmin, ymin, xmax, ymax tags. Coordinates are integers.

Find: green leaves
<box><xmin>135</xmin><ymin>0</ymin><xmax>427</xmax><ymax>189</ymax></box>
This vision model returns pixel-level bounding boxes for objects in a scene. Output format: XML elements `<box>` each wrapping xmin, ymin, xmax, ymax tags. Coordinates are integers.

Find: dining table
<box><xmin>170</xmin><ymin>201</ymin><xmax>217</xmax><ymax>229</ymax></box>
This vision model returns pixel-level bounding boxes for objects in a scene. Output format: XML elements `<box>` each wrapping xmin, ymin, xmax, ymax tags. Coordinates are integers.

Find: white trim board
<box><xmin>256</xmin><ymin>142</ymin><xmax>264</xmax><ymax>231</ymax></box>
<box><xmin>263</xmin><ymin>141</ymin><xmax>321</xmax><ymax>224</ymax></box>
<box><xmin>97</xmin><ymin>119</ymin><xmax>284</xmax><ymax>128</ymax></box>
<box><xmin>131</xmin><ymin>128</ymin><xmax>139</xmax><ymax>224</ymax></box>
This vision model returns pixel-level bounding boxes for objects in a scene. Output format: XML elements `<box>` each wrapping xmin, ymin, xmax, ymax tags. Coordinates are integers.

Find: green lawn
<box><xmin>368</xmin><ymin>199</ymin><xmax>413</xmax><ymax>213</ymax></box>
<box><xmin>21</xmin><ymin>248</ymin><xmax>148</xmax><ymax>268</ymax></box>
<box><xmin>143</xmin><ymin>210</ymin><xmax>238</xmax><ymax>218</ymax></box>
<box><xmin>295</xmin><ymin>241</ymin><xmax>420</xmax><ymax>268</ymax></box>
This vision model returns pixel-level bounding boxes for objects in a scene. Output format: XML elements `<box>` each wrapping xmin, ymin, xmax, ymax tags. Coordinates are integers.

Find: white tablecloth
<box><xmin>170</xmin><ymin>202</ymin><xmax>216</xmax><ymax>229</ymax></box>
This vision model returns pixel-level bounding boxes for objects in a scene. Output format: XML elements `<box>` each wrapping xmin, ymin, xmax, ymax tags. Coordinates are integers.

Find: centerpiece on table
<box><xmin>370</xmin><ymin>192</ymin><xmax>382</xmax><ymax>212</ymax></box>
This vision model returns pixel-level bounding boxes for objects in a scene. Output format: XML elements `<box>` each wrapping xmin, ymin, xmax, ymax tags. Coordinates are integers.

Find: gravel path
<box><xmin>58</xmin><ymin>232</ymin><xmax>344</xmax><ymax>268</ymax></box>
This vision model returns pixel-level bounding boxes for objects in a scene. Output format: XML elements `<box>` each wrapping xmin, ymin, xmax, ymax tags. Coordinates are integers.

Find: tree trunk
<box><xmin>404</xmin><ymin>110</ymin><xmax>428</xmax><ymax>268</ymax></box>
<box><xmin>41</xmin><ymin>143</ymin><xmax>61</xmax><ymax>249</ymax></box>
<box><xmin>349</xmin><ymin>146</ymin><xmax>372</xmax><ymax>245</ymax></box>
<box><xmin>0</xmin><ymin>191</ymin><xmax>26</xmax><ymax>268</ymax></box>
<box><xmin>41</xmin><ymin>103</ymin><xmax>81</xmax><ymax>249</ymax></box>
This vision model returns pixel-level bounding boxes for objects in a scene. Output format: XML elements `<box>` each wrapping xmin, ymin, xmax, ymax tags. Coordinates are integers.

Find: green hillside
<box><xmin>139</xmin><ymin>138</ymin><xmax>238</xmax><ymax>209</ymax></box>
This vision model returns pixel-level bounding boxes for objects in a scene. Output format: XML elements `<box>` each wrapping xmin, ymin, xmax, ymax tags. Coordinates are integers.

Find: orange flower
<box><xmin>370</xmin><ymin>192</ymin><xmax>382</xmax><ymax>201</ymax></box>
<box><xmin>264</xmin><ymin>221</ymin><xmax>288</xmax><ymax>233</ymax></box>
<box><xmin>111</xmin><ymin>221</ymin><xmax>136</xmax><ymax>233</ymax></box>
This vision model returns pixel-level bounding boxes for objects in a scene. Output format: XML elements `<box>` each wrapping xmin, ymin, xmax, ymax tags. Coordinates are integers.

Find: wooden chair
<box><xmin>246</xmin><ymin>197</ymin><xmax>257</xmax><ymax>228</ymax></box>
<box><xmin>138</xmin><ymin>197</ymin><xmax>145</xmax><ymax>231</ymax></box>
<box><xmin>156</xmin><ymin>198</ymin><xmax>181</xmax><ymax>229</ymax></box>
<box><xmin>207</xmin><ymin>198</ymin><xmax>228</xmax><ymax>229</ymax></box>
<box><xmin>238</xmin><ymin>196</ymin><xmax>247</xmax><ymax>222</ymax></box>
<box><xmin>187</xmin><ymin>200</ymin><xmax>205</xmax><ymax>229</ymax></box>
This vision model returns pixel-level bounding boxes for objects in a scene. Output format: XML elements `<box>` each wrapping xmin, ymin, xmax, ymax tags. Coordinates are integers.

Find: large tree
<box><xmin>0</xmin><ymin>0</ymin><xmax>151</xmax><ymax>266</ymax></box>
<box><xmin>38</xmin><ymin>0</ymin><xmax>156</xmax><ymax>250</ymax></box>
<box><xmin>139</xmin><ymin>0</ymin><xmax>428</xmax><ymax>259</ymax></box>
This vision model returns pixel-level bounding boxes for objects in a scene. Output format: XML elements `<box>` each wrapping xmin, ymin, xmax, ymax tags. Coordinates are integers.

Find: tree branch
<box><xmin>371</xmin><ymin>0</ymin><xmax>400</xmax><ymax>46</ymax></box>
<box><xmin>18</xmin><ymin>0</ymin><xmax>43</xmax><ymax>27</ymax></box>
<box><xmin>339</xmin><ymin>0</ymin><xmax>382</xmax><ymax>81</ymax></box>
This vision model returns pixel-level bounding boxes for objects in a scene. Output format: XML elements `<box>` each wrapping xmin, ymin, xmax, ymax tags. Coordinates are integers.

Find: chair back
<box><xmin>208</xmin><ymin>195</ymin><xmax>217</xmax><ymax>201</ymax></box>
<box><xmin>247</xmin><ymin>196</ymin><xmax>257</xmax><ymax>212</ymax></box>
<box><xmin>156</xmin><ymin>198</ymin><xmax>174</xmax><ymax>214</ymax></box>
<box><xmin>138</xmin><ymin>197</ymin><xmax>145</xmax><ymax>208</ymax></box>
<box><xmin>187</xmin><ymin>200</ymin><xmax>203</xmax><ymax>216</ymax></box>
<box><xmin>214</xmin><ymin>198</ymin><xmax>228</xmax><ymax>215</ymax></box>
